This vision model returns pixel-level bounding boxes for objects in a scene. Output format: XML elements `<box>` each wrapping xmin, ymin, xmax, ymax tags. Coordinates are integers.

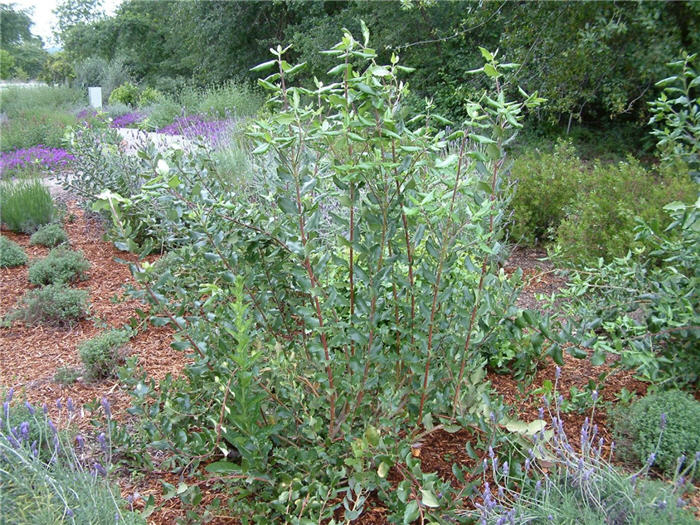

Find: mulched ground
<box><xmin>1</xmin><ymin>204</ymin><xmax>696</xmax><ymax>523</ymax></box>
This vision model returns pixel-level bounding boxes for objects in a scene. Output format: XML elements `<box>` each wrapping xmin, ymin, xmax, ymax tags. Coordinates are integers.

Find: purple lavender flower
<box><xmin>660</xmin><ymin>413</ymin><xmax>667</xmax><ymax>430</ymax></box>
<box><xmin>158</xmin><ymin>114</ymin><xmax>237</xmax><ymax>150</ymax></box>
<box><xmin>47</xmin><ymin>420</ymin><xmax>57</xmax><ymax>435</ymax></box>
<box><xmin>2</xmin><ymin>402</ymin><xmax>8</xmax><ymax>421</ymax></box>
<box><xmin>31</xmin><ymin>440</ymin><xmax>38</xmax><ymax>457</ymax></box>
<box><xmin>555</xmin><ymin>366</ymin><xmax>561</xmax><ymax>380</ymax></box>
<box><xmin>67</xmin><ymin>398</ymin><xmax>75</xmax><ymax>414</ymax></box>
<box><xmin>98</xmin><ymin>432</ymin><xmax>108</xmax><ymax>453</ymax></box>
<box><xmin>24</xmin><ymin>401</ymin><xmax>35</xmax><ymax>416</ymax></box>
<box><xmin>538</xmin><ymin>406</ymin><xmax>544</xmax><ymax>419</ymax></box>
<box><xmin>19</xmin><ymin>421</ymin><xmax>29</xmax><ymax>441</ymax></box>
<box><xmin>0</xmin><ymin>146</ymin><xmax>75</xmax><ymax>175</ymax></box>
<box><xmin>5</xmin><ymin>388</ymin><xmax>14</xmax><ymax>402</ymax></box>
<box><xmin>111</xmin><ymin>112</ymin><xmax>144</xmax><ymax>128</ymax></box>
<box><xmin>75</xmin><ymin>434</ymin><xmax>85</xmax><ymax>452</ymax></box>
<box><xmin>56</xmin><ymin>399</ymin><xmax>62</xmax><ymax>411</ymax></box>
<box><xmin>93</xmin><ymin>462</ymin><xmax>107</xmax><ymax>476</ymax></box>
<box><xmin>591</xmin><ymin>390</ymin><xmax>598</xmax><ymax>402</ymax></box>
<box><xmin>42</xmin><ymin>403</ymin><xmax>48</xmax><ymax>414</ymax></box>
<box><xmin>647</xmin><ymin>452</ymin><xmax>656</xmax><ymax>466</ymax></box>
<box><xmin>101</xmin><ymin>397</ymin><xmax>111</xmax><ymax>418</ymax></box>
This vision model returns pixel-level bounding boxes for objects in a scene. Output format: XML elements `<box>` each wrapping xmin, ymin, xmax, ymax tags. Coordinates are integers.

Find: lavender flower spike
<box><xmin>101</xmin><ymin>397</ymin><xmax>112</xmax><ymax>418</ymax></box>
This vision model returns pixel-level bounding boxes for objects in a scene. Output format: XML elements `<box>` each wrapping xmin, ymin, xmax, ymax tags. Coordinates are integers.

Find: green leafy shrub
<box><xmin>557</xmin><ymin>201</ymin><xmax>699</xmax><ymax>386</ymax></box>
<box><xmin>79</xmin><ymin>329</ymin><xmax>131</xmax><ymax>381</ymax></box>
<box><xmin>0</xmin><ymin>236</ymin><xmax>28</xmax><ymax>267</ymax></box>
<box><xmin>29</xmin><ymin>223</ymin><xmax>68</xmax><ymax>247</ymax></box>
<box><xmin>0</xmin><ymin>178</ymin><xmax>55</xmax><ymax>232</ymax></box>
<box><xmin>554</xmin><ymin>158</ymin><xmax>696</xmax><ymax>263</ymax></box>
<box><xmin>180</xmin><ymin>80</ymin><xmax>263</xmax><ymax>119</ymax></box>
<box><xmin>108</xmin><ymin>82</ymin><xmax>140</xmax><ymax>106</ymax></box>
<box><xmin>7</xmin><ymin>283</ymin><xmax>89</xmax><ymax>326</ymax></box>
<box><xmin>140</xmin><ymin>98</ymin><xmax>181</xmax><ymax>130</ymax></box>
<box><xmin>509</xmin><ymin>140</ymin><xmax>583</xmax><ymax>243</ymax></box>
<box><xmin>0</xmin><ymin>85</ymin><xmax>83</xmax><ymax>118</ymax></box>
<box><xmin>137</xmin><ymin>86</ymin><xmax>162</xmax><ymax>106</ymax></box>
<box><xmin>649</xmin><ymin>51</ymin><xmax>699</xmax><ymax>181</ymax></box>
<box><xmin>0</xmin><ymin>109</ymin><xmax>77</xmax><ymax>152</ymax></box>
<box><xmin>28</xmin><ymin>247</ymin><xmax>90</xmax><ymax>285</ymax></box>
<box><xmin>612</xmin><ymin>390</ymin><xmax>700</xmax><ymax>479</ymax></box>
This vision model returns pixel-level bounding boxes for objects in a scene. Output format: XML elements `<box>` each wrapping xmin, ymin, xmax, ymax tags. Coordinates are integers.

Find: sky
<box><xmin>11</xmin><ymin>0</ymin><xmax>123</xmax><ymax>47</ymax></box>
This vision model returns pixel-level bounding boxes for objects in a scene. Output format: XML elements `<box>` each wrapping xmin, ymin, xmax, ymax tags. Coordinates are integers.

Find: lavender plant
<box><xmin>0</xmin><ymin>390</ymin><xmax>144</xmax><ymax>524</ymax></box>
<box><xmin>0</xmin><ymin>177</ymin><xmax>55</xmax><ymax>232</ymax></box>
<box><xmin>0</xmin><ymin>145</ymin><xmax>75</xmax><ymax>178</ymax></box>
<box><xmin>474</xmin><ymin>368</ymin><xmax>698</xmax><ymax>524</ymax></box>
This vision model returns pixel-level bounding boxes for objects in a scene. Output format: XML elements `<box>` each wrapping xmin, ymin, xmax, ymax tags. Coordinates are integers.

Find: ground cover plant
<box><xmin>79</xmin><ymin>328</ymin><xmax>132</xmax><ymax>381</ymax></box>
<box><xmin>0</xmin><ymin>145</ymin><xmax>75</xmax><ymax>179</ymax></box>
<box><xmin>6</xmin><ymin>283</ymin><xmax>89</xmax><ymax>327</ymax></box>
<box><xmin>29</xmin><ymin>223</ymin><xmax>69</xmax><ymax>247</ymax></box>
<box><xmin>0</xmin><ymin>177</ymin><xmax>55</xmax><ymax>232</ymax></box>
<box><xmin>0</xmin><ymin>235</ymin><xmax>28</xmax><ymax>268</ymax></box>
<box><xmin>28</xmin><ymin>247</ymin><xmax>90</xmax><ymax>285</ymax></box>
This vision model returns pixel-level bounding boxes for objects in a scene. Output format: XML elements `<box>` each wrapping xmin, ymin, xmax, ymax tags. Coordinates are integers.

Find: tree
<box><xmin>53</xmin><ymin>0</ymin><xmax>104</xmax><ymax>43</ymax></box>
<box><xmin>0</xmin><ymin>3</ymin><xmax>36</xmax><ymax>47</ymax></box>
<box><xmin>0</xmin><ymin>48</ymin><xmax>15</xmax><ymax>78</ymax></box>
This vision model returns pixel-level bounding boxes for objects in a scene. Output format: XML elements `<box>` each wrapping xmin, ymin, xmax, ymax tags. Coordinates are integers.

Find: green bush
<box><xmin>0</xmin><ymin>86</ymin><xmax>84</xmax><ymax>118</ymax></box>
<box><xmin>79</xmin><ymin>329</ymin><xmax>131</xmax><ymax>381</ymax></box>
<box><xmin>137</xmin><ymin>86</ymin><xmax>162</xmax><ymax>106</ymax></box>
<box><xmin>180</xmin><ymin>80</ymin><xmax>263</xmax><ymax>119</ymax></box>
<box><xmin>140</xmin><ymin>98</ymin><xmax>182</xmax><ymax>130</ymax></box>
<box><xmin>613</xmin><ymin>390</ymin><xmax>700</xmax><ymax>479</ymax></box>
<box><xmin>509</xmin><ymin>141</ymin><xmax>583</xmax><ymax>243</ymax></box>
<box><xmin>0</xmin><ymin>178</ymin><xmax>55</xmax><ymax>232</ymax></box>
<box><xmin>108</xmin><ymin>82</ymin><xmax>140</xmax><ymax>106</ymax></box>
<box><xmin>0</xmin><ymin>109</ymin><xmax>77</xmax><ymax>152</ymax></box>
<box><xmin>0</xmin><ymin>236</ymin><xmax>28</xmax><ymax>267</ymax></box>
<box><xmin>29</xmin><ymin>223</ymin><xmax>68</xmax><ymax>247</ymax></box>
<box><xmin>7</xmin><ymin>283</ymin><xmax>89</xmax><ymax>326</ymax></box>
<box><xmin>554</xmin><ymin>158</ymin><xmax>696</xmax><ymax>263</ymax></box>
<box><xmin>28</xmin><ymin>247</ymin><xmax>90</xmax><ymax>285</ymax></box>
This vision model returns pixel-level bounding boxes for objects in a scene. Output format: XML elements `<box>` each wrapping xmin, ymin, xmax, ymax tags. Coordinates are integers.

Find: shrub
<box><xmin>7</xmin><ymin>283</ymin><xmax>89</xmax><ymax>326</ymax></box>
<box><xmin>612</xmin><ymin>390</ymin><xmax>700</xmax><ymax>479</ymax></box>
<box><xmin>137</xmin><ymin>86</ymin><xmax>162</xmax><ymax>106</ymax></box>
<box><xmin>0</xmin><ymin>85</ymin><xmax>84</xmax><ymax>118</ymax></box>
<box><xmin>509</xmin><ymin>140</ymin><xmax>583</xmax><ymax>244</ymax></box>
<box><xmin>0</xmin><ymin>109</ymin><xmax>77</xmax><ymax>152</ymax></box>
<box><xmin>554</xmin><ymin>158</ymin><xmax>696</xmax><ymax>263</ymax></box>
<box><xmin>79</xmin><ymin>329</ymin><xmax>131</xmax><ymax>381</ymax></box>
<box><xmin>140</xmin><ymin>98</ymin><xmax>182</xmax><ymax>130</ymax></box>
<box><xmin>28</xmin><ymin>247</ymin><xmax>90</xmax><ymax>285</ymax></box>
<box><xmin>0</xmin><ymin>236</ymin><xmax>28</xmax><ymax>268</ymax></box>
<box><xmin>0</xmin><ymin>178</ymin><xmax>55</xmax><ymax>232</ymax></box>
<box><xmin>108</xmin><ymin>82</ymin><xmax>140</xmax><ymax>106</ymax></box>
<box><xmin>29</xmin><ymin>223</ymin><xmax>68</xmax><ymax>247</ymax></box>
<box><xmin>557</xmin><ymin>201</ymin><xmax>699</xmax><ymax>386</ymax></box>
<box><xmin>180</xmin><ymin>80</ymin><xmax>263</xmax><ymax>119</ymax></box>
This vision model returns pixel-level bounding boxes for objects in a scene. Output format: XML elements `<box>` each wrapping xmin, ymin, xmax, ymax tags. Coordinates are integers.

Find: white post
<box><xmin>88</xmin><ymin>87</ymin><xmax>102</xmax><ymax>109</ymax></box>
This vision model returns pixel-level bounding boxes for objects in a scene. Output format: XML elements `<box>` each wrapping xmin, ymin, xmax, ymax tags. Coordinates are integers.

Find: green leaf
<box><xmin>483</xmin><ymin>63</ymin><xmax>499</xmax><ymax>78</ymax></box>
<box><xmin>205</xmin><ymin>461</ymin><xmax>241</xmax><ymax>474</ymax></box>
<box><xmin>479</xmin><ymin>47</ymin><xmax>494</xmax><ymax>62</ymax></box>
<box><xmin>250</xmin><ymin>60</ymin><xmax>277</xmax><ymax>72</ymax></box>
<box><xmin>403</xmin><ymin>501</ymin><xmax>420</xmax><ymax>524</ymax></box>
<box><xmin>377</xmin><ymin>461</ymin><xmax>389</xmax><ymax>478</ymax></box>
<box><xmin>420</xmin><ymin>489</ymin><xmax>439</xmax><ymax>508</ymax></box>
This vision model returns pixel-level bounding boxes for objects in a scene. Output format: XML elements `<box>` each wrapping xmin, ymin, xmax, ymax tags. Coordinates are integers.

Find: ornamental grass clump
<box><xmin>475</xmin><ymin>368</ymin><xmax>699</xmax><ymax>524</ymax></box>
<box><xmin>7</xmin><ymin>283</ymin><xmax>89</xmax><ymax>326</ymax></box>
<box><xmin>0</xmin><ymin>236</ymin><xmax>28</xmax><ymax>268</ymax></box>
<box><xmin>28</xmin><ymin>247</ymin><xmax>90</xmax><ymax>285</ymax></box>
<box><xmin>29</xmin><ymin>223</ymin><xmax>69</xmax><ymax>247</ymax></box>
<box><xmin>0</xmin><ymin>178</ymin><xmax>55</xmax><ymax>232</ymax></box>
<box><xmin>0</xmin><ymin>390</ymin><xmax>142</xmax><ymax>524</ymax></box>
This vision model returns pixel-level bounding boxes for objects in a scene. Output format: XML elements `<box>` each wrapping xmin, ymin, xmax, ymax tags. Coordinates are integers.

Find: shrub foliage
<box><xmin>7</xmin><ymin>283</ymin><xmax>89</xmax><ymax>327</ymax></box>
<box><xmin>79</xmin><ymin>328</ymin><xmax>131</xmax><ymax>381</ymax></box>
<box><xmin>29</xmin><ymin>223</ymin><xmax>69</xmax><ymax>247</ymax></box>
<box><xmin>28</xmin><ymin>247</ymin><xmax>90</xmax><ymax>286</ymax></box>
<box><xmin>0</xmin><ymin>236</ymin><xmax>28</xmax><ymax>268</ymax></box>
